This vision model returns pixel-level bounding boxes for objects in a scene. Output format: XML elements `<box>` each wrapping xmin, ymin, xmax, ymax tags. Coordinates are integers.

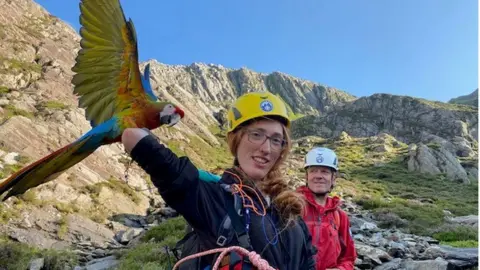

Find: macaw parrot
<box><xmin>0</xmin><ymin>0</ymin><xmax>185</xmax><ymax>201</ymax></box>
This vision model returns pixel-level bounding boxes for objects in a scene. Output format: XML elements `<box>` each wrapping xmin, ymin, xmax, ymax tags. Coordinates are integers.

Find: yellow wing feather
<box><xmin>72</xmin><ymin>0</ymin><xmax>149</xmax><ymax>127</ymax></box>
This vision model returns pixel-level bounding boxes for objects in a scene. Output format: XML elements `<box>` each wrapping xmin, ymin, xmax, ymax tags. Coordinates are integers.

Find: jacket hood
<box><xmin>297</xmin><ymin>185</ymin><xmax>341</xmax><ymax>212</ymax></box>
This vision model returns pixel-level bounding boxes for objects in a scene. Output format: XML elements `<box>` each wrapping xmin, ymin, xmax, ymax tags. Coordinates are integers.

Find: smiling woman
<box><xmin>121</xmin><ymin>91</ymin><xmax>316</xmax><ymax>270</ymax></box>
<box><xmin>230</xmin><ymin>122</ymin><xmax>287</xmax><ymax>181</ymax></box>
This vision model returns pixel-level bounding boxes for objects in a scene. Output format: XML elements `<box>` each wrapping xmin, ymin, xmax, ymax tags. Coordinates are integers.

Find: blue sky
<box><xmin>35</xmin><ymin>0</ymin><xmax>477</xmax><ymax>102</ymax></box>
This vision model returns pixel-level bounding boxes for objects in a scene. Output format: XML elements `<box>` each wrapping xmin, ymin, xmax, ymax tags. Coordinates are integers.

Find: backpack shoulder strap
<box><xmin>334</xmin><ymin>209</ymin><xmax>341</xmax><ymax>229</ymax></box>
<box><xmin>334</xmin><ymin>209</ymin><xmax>348</xmax><ymax>250</ymax></box>
<box><xmin>219</xmin><ymin>183</ymin><xmax>253</xmax><ymax>250</ymax></box>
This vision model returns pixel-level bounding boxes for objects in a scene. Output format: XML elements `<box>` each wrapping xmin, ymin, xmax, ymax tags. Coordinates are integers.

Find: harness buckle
<box><xmin>216</xmin><ymin>235</ymin><xmax>227</xmax><ymax>246</ymax></box>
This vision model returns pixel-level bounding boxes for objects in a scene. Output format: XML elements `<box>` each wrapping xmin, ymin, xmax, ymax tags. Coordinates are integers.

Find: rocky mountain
<box><xmin>293</xmin><ymin>94</ymin><xmax>478</xmax><ymax>183</ymax></box>
<box><xmin>449</xmin><ymin>89</ymin><xmax>478</xmax><ymax>107</ymax></box>
<box><xmin>0</xmin><ymin>0</ymin><xmax>478</xmax><ymax>270</ymax></box>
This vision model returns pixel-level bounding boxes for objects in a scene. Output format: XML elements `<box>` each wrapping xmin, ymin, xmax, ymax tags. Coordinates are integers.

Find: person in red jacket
<box><xmin>296</xmin><ymin>147</ymin><xmax>357</xmax><ymax>270</ymax></box>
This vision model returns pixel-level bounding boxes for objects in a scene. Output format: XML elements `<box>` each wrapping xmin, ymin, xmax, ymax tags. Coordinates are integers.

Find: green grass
<box><xmin>188</xmin><ymin>136</ymin><xmax>232</xmax><ymax>169</ymax></box>
<box><xmin>0</xmin><ymin>164</ymin><xmax>22</xmax><ymax>180</ymax></box>
<box><xmin>0</xmin><ymin>203</ymin><xmax>20</xmax><ymax>224</ymax></box>
<box><xmin>141</xmin><ymin>216</ymin><xmax>187</xmax><ymax>243</ymax></box>
<box><xmin>0</xmin><ymin>188</ymin><xmax>81</xmax><ymax>225</ymax></box>
<box><xmin>320</xmin><ymin>137</ymin><xmax>478</xmax><ymax>239</ymax></box>
<box><xmin>167</xmin><ymin>140</ymin><xmax>187</xmax><ymax>157</ymax></box>
<box><xmin>39</xmin><ymin>100</ymin><xmax>69</xmax><ymax>110</ymax></box>
<box><xmin>167</xmin><ymin>133</ymin><xmax>232</xmax><ymax>171</ymax></box>
<box><xmin>57</xmin><ymin>214</ymin><xmax>69</xmax><ymax>240</ymax></box>
<box><xmin>80</xmin><ymin>176</ymin><xmax>141</xmax><ymax>205</ymax></box>
<box><xmin>1</xmin><ymin>104</ymin><xmax>34</xmax><ymax>121</ymax></box>
<box><xmin>418</xmin><ymin>98</ymin><xmax>478</xmax><ymax>112</ymax></box>
<box><xmin>433</xmin><ymin>226</ymin><xmax>478</xmax><ymax>243</ymax></box>
<box><xmin>441</xmin><ymin>240</ymin><xmax>478</xmax><ymax>248</ymax></box>
<box><xmin>0</xmin><ymin>55</ymin><xmax>42</xmax><ymax>74</ymax></box>
<box><xmin>0</xmin><ymin>86</ymin><xmax>9</xmax><ymax>95</ymax></box>
<box><xmin>0</xmin><ymin>154</ymin><xmax>31</xmax><ymax>186</ymax></box>
<box><xmin>117</xmin><ymin>216</ymin><xmax>187</xmax><ymax>269</ymax></box>
<box><xmin>0</xmin><ymin>237</ymin><xmax>78</xmax><ymax>270</ymax></box>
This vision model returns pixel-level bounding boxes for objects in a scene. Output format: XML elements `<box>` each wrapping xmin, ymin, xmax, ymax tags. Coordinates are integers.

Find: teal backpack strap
<box><xmin>198</xmin><ymin>169</ymin><xmax>221</xmax><ymax>183</ymax></box>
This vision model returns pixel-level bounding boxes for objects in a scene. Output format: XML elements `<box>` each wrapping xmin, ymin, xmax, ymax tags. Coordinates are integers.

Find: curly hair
<box><xmin>226</xmin><ymin>117</ymin><xmax>305</xmax><ymax>226</ymax></box>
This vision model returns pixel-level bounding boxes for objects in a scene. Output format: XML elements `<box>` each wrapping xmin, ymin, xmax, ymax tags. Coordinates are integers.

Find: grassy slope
<box><xmin>448</xmin><ymin>89</ymin><xmax>478</xmax><ymax>107</ymax></box>
<box><xmin>304</xmin><ymin>136</ymin><xmax>478</xmax><ymax>247</ymax></box>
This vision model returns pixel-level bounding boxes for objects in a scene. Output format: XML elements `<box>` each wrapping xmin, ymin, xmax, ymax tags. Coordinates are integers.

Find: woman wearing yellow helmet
<box><xmin>122</xmin><ymin>92</ymin><xmax>316</xmax><ymax>270</ymax></box>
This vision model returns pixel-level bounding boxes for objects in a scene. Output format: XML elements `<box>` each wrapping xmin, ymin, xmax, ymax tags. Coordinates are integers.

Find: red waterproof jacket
<box><xmin>297</xmin><ymin>186</ymin><xmax>357</xmax><ymax>270</ymax></box>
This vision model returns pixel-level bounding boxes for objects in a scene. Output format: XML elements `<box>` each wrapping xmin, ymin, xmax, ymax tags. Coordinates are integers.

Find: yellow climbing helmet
<box><xmin>227</xmin><ymin>91</ymin><xmax>291</xmax><ymax>133</ymax></box>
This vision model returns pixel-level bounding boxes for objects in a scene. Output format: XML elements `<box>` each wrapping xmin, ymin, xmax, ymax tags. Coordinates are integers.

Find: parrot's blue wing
<box><xmin>78</xmin><ymin>117</ymin><xmax>121</xmax><ymax>147</ymax></box>
<box><xmin>198</xmin><ymin>169</ymin><xmax>221</xmax><ymax>183</ymax></box>
<box><xmin>141</xmin><ymin>63</ymin><xmax>158</xmax><ymax>102</ymax></box>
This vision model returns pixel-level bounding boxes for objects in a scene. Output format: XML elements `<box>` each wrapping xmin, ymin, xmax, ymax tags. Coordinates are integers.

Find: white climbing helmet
<box><xmin>304</xmin><ymin>147</ymin><xmax>339</xmax><ymax>171</ymax></box>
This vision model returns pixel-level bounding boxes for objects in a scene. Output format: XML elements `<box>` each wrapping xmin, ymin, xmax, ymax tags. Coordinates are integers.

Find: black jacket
<box><xmin>130</xmin><ymin>135</ymin><xmax>317</xmax><ymax>270</ymax></box>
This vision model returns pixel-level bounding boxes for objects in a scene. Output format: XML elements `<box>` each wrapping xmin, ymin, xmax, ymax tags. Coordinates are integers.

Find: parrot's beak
<box><xmin>160</xmin><ymin>113</ymin><xmax>182</xmax><ymax>127</ymax></box>
<box><xmin>160</xmin><ymin>107</ymin><xmax>184</xmax><ymax>127</ymax></box>
<box><xmin>168</xmin><ymin>113</ymin><xmax>182</xmax><ymax>127</ymax></box>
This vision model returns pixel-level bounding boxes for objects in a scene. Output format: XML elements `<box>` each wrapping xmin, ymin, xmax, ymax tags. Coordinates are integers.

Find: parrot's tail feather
<box><xmin>0</xmin><ymin>136</ymin><xmax>96</xmax><ymax>201</ymax></box>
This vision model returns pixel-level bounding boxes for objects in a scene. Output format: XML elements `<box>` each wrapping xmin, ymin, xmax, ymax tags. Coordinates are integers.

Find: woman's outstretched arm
<box><xmin>122</xmin><ymin>128</ymin><xmax>223</xmax><ymax>231</ymax></box>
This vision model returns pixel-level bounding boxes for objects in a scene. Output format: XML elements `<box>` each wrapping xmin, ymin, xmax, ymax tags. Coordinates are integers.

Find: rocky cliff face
<box><xmin>0</xmin><ymin>0</ymin><xmax>358</xmax><ymax>249</ymax></box>
<box><xmin>293</xmin><ymin>93</ymin><xmax>478</xmax><ymax>182</ymax></box>
<box><xmin>0</xmin><ymin>0</ymin><xmax>478</xmax><ymax>269</ymax></box>
<box><xmin>293</xmin><ymin>93</ymin><xmax>478</xmax><ymax>143</ymax></box>
<box><xmin>140</xmin><ymin>59</ymin><xmax>356</xmax><ymax>134</ymax></box>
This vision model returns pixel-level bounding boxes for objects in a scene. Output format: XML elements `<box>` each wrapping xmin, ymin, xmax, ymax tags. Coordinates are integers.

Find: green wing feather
<box><xmin>72</xmin><ymin>0</ymin><xmax>150</xmax><ymax>127</ymax></box>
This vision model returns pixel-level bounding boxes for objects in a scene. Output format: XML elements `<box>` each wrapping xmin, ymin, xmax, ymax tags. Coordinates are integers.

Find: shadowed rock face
<box><xmin>293</xmin><ymin>93</ymin><xmax>477</xmax><ymax>144</ymax></box>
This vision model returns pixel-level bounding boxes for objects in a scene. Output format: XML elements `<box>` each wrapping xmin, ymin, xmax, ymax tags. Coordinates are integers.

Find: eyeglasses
<box><xmin>246</xmin><ymin>129</ymin><xmax>286</xmax><ymax>151</ymax></box>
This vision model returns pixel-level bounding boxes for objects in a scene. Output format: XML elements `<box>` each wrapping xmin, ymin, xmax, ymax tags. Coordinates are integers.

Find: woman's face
<box><xmin>236</xmin><ymin>120</ymin><xmax>286</xmax><ymax>181</ymax></box>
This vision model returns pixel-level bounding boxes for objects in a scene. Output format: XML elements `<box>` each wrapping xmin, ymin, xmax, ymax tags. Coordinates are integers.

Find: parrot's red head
<box><xmin>159</xmin><ymin>103</ymin><xmax>185</xmax><ymax>127</ymax></box>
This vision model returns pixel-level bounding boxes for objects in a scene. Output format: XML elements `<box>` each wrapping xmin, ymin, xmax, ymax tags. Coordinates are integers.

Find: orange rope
<box><xmin>224</xmin><ymin>170</ymin><xmax>267</xmax><ymax>216</ymax></box>
<box><xmin>172</xmin><ymin>246</ymin><xmax>277</xmax><ymax>270</ymax></box>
